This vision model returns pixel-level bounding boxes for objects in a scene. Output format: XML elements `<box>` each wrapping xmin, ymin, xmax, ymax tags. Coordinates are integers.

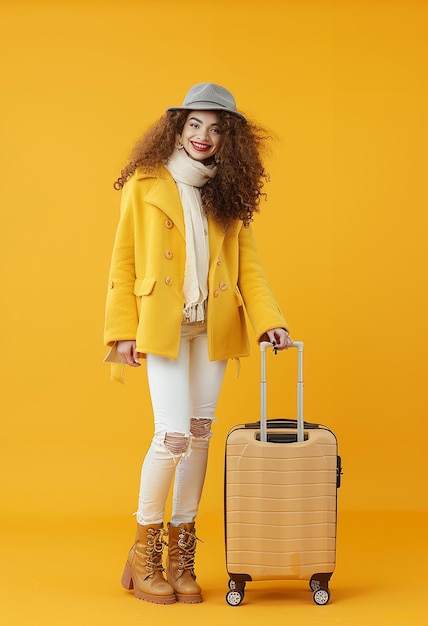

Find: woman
<box><xmin>104</xmin><ymin>82</ymin><xmax>292</xmax><ymax>605</ymax></box>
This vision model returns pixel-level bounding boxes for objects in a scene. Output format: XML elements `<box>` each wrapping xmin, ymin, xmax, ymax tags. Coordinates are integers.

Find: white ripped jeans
<box><xmin>137</xmin><ymin>321</ymin><xmax>227</xmax><ymax>526</ymax></box>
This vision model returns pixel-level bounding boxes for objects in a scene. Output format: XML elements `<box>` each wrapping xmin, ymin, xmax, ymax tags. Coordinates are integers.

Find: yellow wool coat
<box><xmin>104</xmin><ymin>167</ymin><xmax>288</xmax><ymax>368</ymax></box>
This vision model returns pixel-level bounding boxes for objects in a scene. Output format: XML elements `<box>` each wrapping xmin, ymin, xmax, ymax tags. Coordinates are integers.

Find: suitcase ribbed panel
<box><xmin>225</xmin><ymin>427</ymin><xmax>337</xmax><ymax>581</ymax></box>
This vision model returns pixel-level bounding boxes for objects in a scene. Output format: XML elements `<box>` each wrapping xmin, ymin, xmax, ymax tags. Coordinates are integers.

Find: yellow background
<box><xmin>1</xmin><ymin>1</ymin><xmax>427</xmax><ymax>624</ymax></box>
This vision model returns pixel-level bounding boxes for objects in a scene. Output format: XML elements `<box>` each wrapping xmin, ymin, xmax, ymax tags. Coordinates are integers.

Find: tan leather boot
<box><xmin>166</xmin><ymin>522</ymin><xmax>202</xmax><ymax>603</ymax></box>
<box><xmin>121</xmin><ymin>523</ymin><xmax>176</xmax><ymax>604</ymax></box>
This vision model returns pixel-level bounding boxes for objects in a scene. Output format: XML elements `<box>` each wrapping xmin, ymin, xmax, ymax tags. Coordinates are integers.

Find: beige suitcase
<box><xmin>225</xmin><ymin>342</ymin><xmax>342</xmax><ymax>606</ymax></box>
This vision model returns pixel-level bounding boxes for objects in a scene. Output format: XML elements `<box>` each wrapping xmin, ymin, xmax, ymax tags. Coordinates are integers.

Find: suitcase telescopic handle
<box><xmin>260</xmin><ymin>341</ymin><xmax>304</xmax><ymax>443</ymax></box>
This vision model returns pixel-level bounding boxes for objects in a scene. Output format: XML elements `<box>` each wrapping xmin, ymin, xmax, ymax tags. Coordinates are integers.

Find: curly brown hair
<box><xmin>114</xmin><ymin>110</ymin><xmax>271</xmax><ymax>227</ymax></box>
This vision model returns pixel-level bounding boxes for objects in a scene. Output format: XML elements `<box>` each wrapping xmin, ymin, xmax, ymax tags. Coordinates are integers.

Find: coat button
<box><xmin>213</xmin><ymin>290</ymin><xmax>219</xmax><ymax>298</ymax></box>
<box><xmin>216</xmin><ymin>257</ymin><xmax>222</xmax><ymax>266</ymax></box>
<box><xmin>165</xmin><ymin>219</ymin><xmax>173</xmax><ymax>229</ymax></box>
<box><xmin>164</xmin><ymin>250</ymin><xmax>173</xmax><ymax>259</ymax></box>
<box><xmin>219</xmin><ymin>281</ymin><xmax>227</xmax><ymax>290</ymax></box>
<box><xmin>165</xmin><ymin>276</ymin><xmax>173</xmax><ymax>285</ymax></box>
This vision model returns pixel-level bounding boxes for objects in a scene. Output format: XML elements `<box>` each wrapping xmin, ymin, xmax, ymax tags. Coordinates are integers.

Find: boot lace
<box><xmin>135</xmin><ymin>527</ymin><xmax>168</xmax><ymax>574</ymax></box>
<box><xmin>177</xmin><ymin>527</ymin><xmax>202</xmax><ymax>574</ymax></box>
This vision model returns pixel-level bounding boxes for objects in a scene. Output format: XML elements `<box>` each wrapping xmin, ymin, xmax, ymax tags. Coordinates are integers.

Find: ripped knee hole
<box><xmin>164</xmin><ymin>432</ymin><xmax>189</xmax><ymax>455</ymax></box>
<box><xmin>190</xmin><ymin>417</ymin><xmax>213</xmax><ymax>439</ymax></box>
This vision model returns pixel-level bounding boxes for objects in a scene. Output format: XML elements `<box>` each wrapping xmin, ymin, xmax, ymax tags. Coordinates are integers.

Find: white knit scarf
<box><xmin>166</xmin><ymin>147</ymin><xmax>217</xmax><ymax>322</ymax></box>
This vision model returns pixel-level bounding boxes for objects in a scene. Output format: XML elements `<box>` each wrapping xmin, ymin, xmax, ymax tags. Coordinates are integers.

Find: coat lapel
<box><xmin>208</xmin><ymin>216</ymin><xmax>225</xmax><ymax>265</ymax></box>
<box><xmin>137</xmin><ymin>166</ymin><xmax>241</xmax><ymax>256</ymax></box>
<box><xmin>141</xmin><ymin>168</ymin><xmax>186</xmax><ymax>240</ymax></box>
<box><xmin>208</xmin><ymin>217</ymin><xmax>242</xmax><ymax>267</ymax></box>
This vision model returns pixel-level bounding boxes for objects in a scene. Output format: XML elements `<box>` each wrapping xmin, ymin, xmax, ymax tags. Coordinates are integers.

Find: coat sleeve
<box><xmin>237</xmin><ymin>224</ymin><xmax>289</xmax><ymax>341</ymax></box>
<box><xmin>104</xmin><ymin>180</ymin><xmax>139</xmax><ymax>346</ymax></box>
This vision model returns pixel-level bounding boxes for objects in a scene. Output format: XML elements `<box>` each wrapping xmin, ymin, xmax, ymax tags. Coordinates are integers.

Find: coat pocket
<box><xmin>134</xmin><ymin>277</ymin><xmax>156</xmax><ymax>296</ymax></box>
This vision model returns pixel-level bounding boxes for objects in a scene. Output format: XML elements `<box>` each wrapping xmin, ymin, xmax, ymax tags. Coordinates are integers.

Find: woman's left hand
<box><xmin>266</xmin><ymin>328</ymin><xmax>293</xmax><ymax>350</ymax></box>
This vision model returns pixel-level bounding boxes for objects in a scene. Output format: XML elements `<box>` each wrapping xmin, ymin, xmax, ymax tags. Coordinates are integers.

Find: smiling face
<box><xmin>180</xmin><ymin>110</ymin><xmax>223</xmax><ymax>162</ymax></box>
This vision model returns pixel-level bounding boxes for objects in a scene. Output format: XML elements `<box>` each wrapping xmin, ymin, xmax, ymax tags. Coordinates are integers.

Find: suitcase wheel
<box><xmin>313</xmin><ymin>588</ymin><xmax>330</xmax><ymax>605</ymax></box>
<box><xmin>226</xmin><ymin>589</ymin><xmax>244</xmax><ymax>606</ymax></box>
<box><xmin>310</xmin><ymin>578</ymin><xmax>321</xmax><ymax>592</ymax></box>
